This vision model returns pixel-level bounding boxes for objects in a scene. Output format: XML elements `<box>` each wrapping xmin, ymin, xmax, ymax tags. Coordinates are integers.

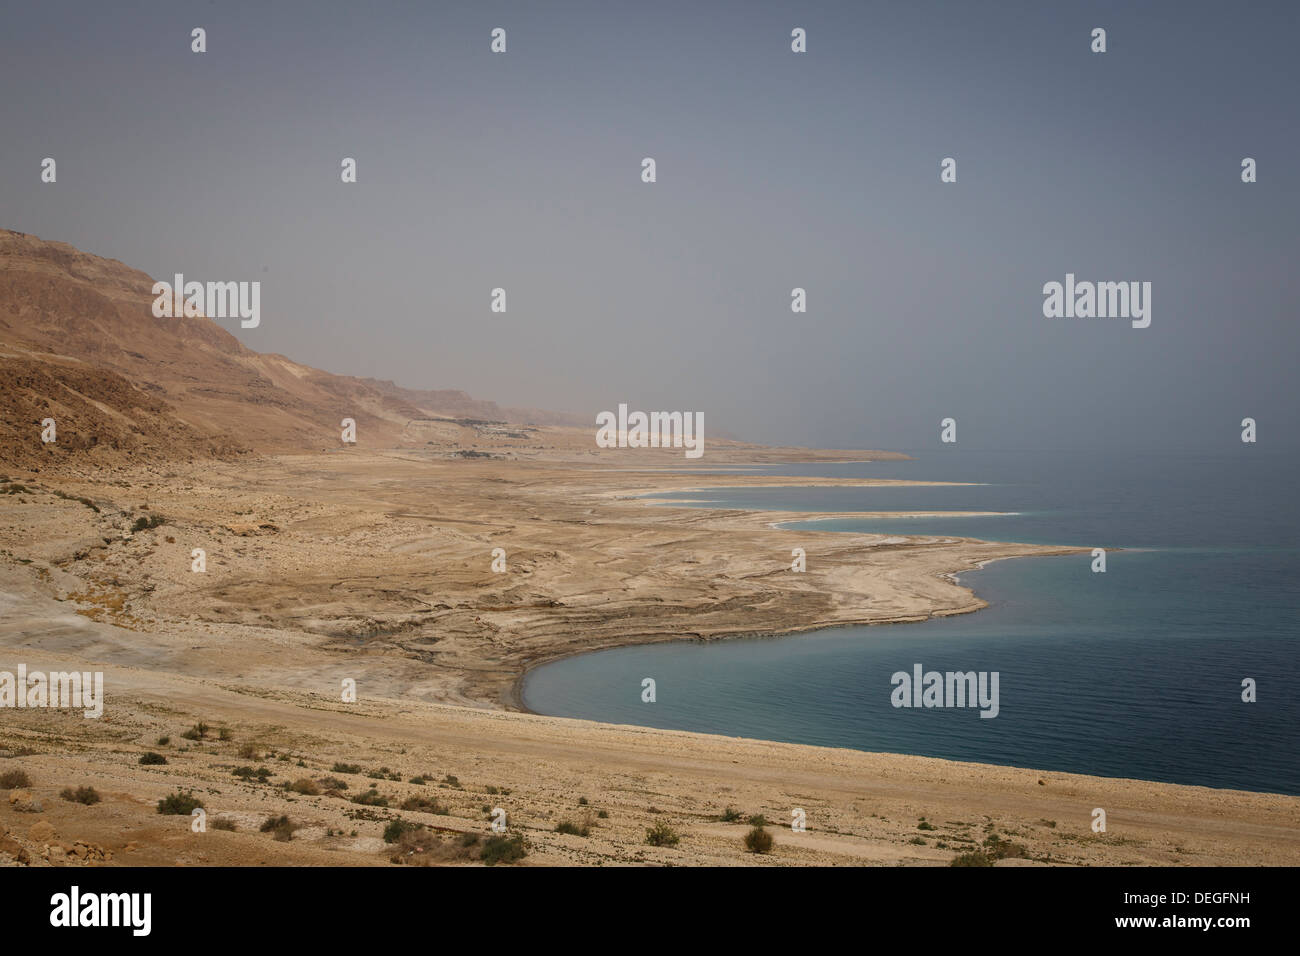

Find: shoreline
<box><xmin>6</xmin><ymin>659</ymin><xmax>1297</xmax><ymax>866</ymax></box>
<box><xmin>509</xmin><ymin>547</ymin><xmax>1071</xmax><ymax>716</ymax></box>
<box><xmin>507</xmin><ymin>477</ymin><xmax>1083</xmax><ymax>715</ymax></box>
<box><xmin>3</xmin><ymin>450</ymin><xmax>1295</xmax><ymax>866</ymax></box>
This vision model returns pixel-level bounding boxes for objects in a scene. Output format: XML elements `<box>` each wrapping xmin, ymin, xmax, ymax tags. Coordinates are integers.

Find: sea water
<box><xmin>523</xmin><ymin>450</ymin><xmax>1300</xmax><ymax>795</ymax></box>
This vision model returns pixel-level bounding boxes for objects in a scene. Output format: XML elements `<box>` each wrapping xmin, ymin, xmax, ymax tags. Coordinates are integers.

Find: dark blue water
<box><xmin>524</xmin><ymin>450</ymin><xmax>1300</xmax><ymax>795</ymax></box>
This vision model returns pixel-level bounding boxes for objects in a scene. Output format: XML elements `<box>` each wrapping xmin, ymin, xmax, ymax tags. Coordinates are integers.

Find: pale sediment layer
<box><xmin>0</xmin><ymin>451</ymin><xmax>1293</xmax><ymax>866</ymax></box>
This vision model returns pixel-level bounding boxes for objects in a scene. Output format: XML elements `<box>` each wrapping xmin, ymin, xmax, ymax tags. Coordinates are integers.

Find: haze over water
<box><xmin>524</xmin><ymin>449</ymin><xmax>1300</xmax><ymax>795</ymax></box>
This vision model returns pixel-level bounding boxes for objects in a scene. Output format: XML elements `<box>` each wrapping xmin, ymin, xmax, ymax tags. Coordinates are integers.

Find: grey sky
<box><xmin>2</xmin><ymin>1</ymin><xmax>1296</xmax><ymax>451</ymax></box>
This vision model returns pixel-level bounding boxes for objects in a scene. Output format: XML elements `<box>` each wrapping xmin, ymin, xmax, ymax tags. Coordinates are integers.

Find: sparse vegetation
<box><xmin>259</xmin><ymin>815</ymin><xmax>299</xmax><ymax>841</ymax></box>
<box><xmin>287</xmin><ymin>778</ymin><xmax>319</xmax><ymax>795</ymax></box>
<box><xmin>743</xmin><ymin>826</ymin><xmax>774</xmax><ymax>854</ymax></box>
<box><xmin>480</xmin><ymin>833</ymin><xmax>528</xmax><ymax>865</ymax></box>
<box><xmin>383</xmin><ymin>819</ymin><xmax>420</xmax><ymax>843</ymax></box>
<box><xmin>388</xmin><ymin>829</ymin><xmax>506</xmax><ymax>866</ymax></box>
<box><xmin>331</xmin><ymin>762</ymin><xmax>362</xmax><ymax>775</ymax></box>
<box><xmin>157</xmin><ymin>790</ymin><xmax>204</xmax><ymax>815</ymax></box>
<box><xmin>232</xmin><ymin>766</ymin><xmax>272</xmax><ymax>782</ymax></box>
<box><xmin>645</xmin><ymin>821</ymin><xmax>681</xmax><ymax>847</ymax></box>
<box><xmin>555</xmin><ymin>816</ymin><xmax>593</xmax><ymax>837</ymax></box>
<box><xmin>981</xmin><ymin>834</ymin><xmax>1028</xmax><ymax>860</ymax></box>
<box><xmin>130</xmin><ymin>514</ymin><xmax>167</xmax><ymax>532</ymax></box>
<box><xmin>746</xmin><ymin>814</ymin><xmax>769</xmax><ymax>828</ymax></box>
<box><xmin>211</xmin><ymin>818</ymin><xmax>238</xmax><ymax>831</ymax></box>
<box><xmin>0</xmin><ymin>770</ymin><xmax>32</xmax><ymax>789</ymax></box>
<box><xmin>351</xmin><ymin>788</ymin><xmax>389</xmax><ymax>807</ymax></box>
<box><xmin>399</xmin><ymin>794</ymin><xmax>447</xmax><ymax>813</ymax></box>
<box><xmin>139</xmin><ymin>752</ymin><xmax>167</xmax><ymax>765</ymax></box>
<box><xmin>60</xmin><ymin>785</ymin><xmax>101</xmax><ymax>805</ymax></box>
<box><xmin>719</xmin><ymin>807</ymin><xmax>743</xmax><ymax>822</ymax></box>
<box><xmin>181</xmin><ymin>721</ymin><xmax>209</xmax><ymax>741</ymax></box>
<box><xmin>950</xmin><ymin>851</ymin><xmax>995</xmax><ymax>867</ymax></box>
<box><xmin>50</xmin><ymin>489</ymin><xmax>101</xmax><ymax>512</ymax></box>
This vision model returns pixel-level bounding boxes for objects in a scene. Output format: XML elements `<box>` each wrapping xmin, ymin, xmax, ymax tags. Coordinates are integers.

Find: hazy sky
<box><xmin>3</xmin><ymin>1</ymin><xmax>1296</xmax><ymax>452</ymax></box>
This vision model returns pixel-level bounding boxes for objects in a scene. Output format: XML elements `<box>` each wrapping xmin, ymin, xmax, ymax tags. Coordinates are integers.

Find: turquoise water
<box><xmin>524</xmin><ymin>450</ymin><xmax>1300</xmax><ymax>795</ymax></box>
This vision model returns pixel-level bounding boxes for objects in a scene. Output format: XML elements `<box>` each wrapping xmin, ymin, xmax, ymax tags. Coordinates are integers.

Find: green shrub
<box><xmin>743</xmin><ymin>826</ymin><xmax>774</xmax><ymax>854</ymax></box>
<box><xmin>331</xmin><ymin>762</ymin><xmax>362</xmax><ymax>774</ymax></box>
<box><xmin>383</xmin><ymin>819</ymin><xmax>420</xmax><ymax>843</ymax></box>
<box><xmin>950</xmin><ymin>851</ymin><xmax>994</xmax><ymax>867</ymax></box>
<box><xmin>480</xmin><ymin>833</ymin><xmax>527</xmax><ymax>865</ymax></box>
<box><xmin>181</xmin><ymin>722</ymin><xmax>209</xmax><ymax>741</ymax></box>
<box><xmin>287</xmin><ymin>778</ymin><xmax>319</xmax><ymax>795</ymax></box>
<box><xmin>644</xmin><ymin>822</ymin><xmax>680</xmax><ymax>847</ymax></box>
<box><xmin>139</xmin><ymin>752</ymin><xmax>167</xmax><ymax>765</ymax></box>
<box><xmin>719</xmin><ymin>807</ymin><xmax>742</xmax><ymax>822</ymax></box>
<box><xmin>399</xmin><ymin>794</ymin><xmax>447</xmax><ymax>813</ymax></box>
<box><xmin>982</xmin><ymin>834</ymin><xmax>1028</xmax><ymax>860</ymax></box>
<box><xmin>157</xmin><ymin>791</ymin><xmax>204</xmax><ymax>815</ymax></box>
<box><xmin>259</xmin><ymin>815</ymin><xmax>298</xmax><ymax>841</ymax></box>
<box><xmin>0</xmin><ymin>770</ymin><xmax>33</xmax><ymax>789</ymax></box>
<box><xmin>555</xmin><ymin>819</ymin><xmax>591</xmax><ymax>837</ymax></box>
<box><xmin>60</xmin><ymin>785</ymin><xmax>101</xmax><ymax>805</ymax></box>
<box><xmin>351</xmin><ymin>788</ymin><xmax>388</xmax><ymax>807</ymax></box>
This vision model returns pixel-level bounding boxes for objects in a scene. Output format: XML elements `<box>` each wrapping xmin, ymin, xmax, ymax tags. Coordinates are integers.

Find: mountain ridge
<box><xmin>0</xmin><ymin>228</ymin><xmax>586</xmax><ymax>470</ymax></box>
